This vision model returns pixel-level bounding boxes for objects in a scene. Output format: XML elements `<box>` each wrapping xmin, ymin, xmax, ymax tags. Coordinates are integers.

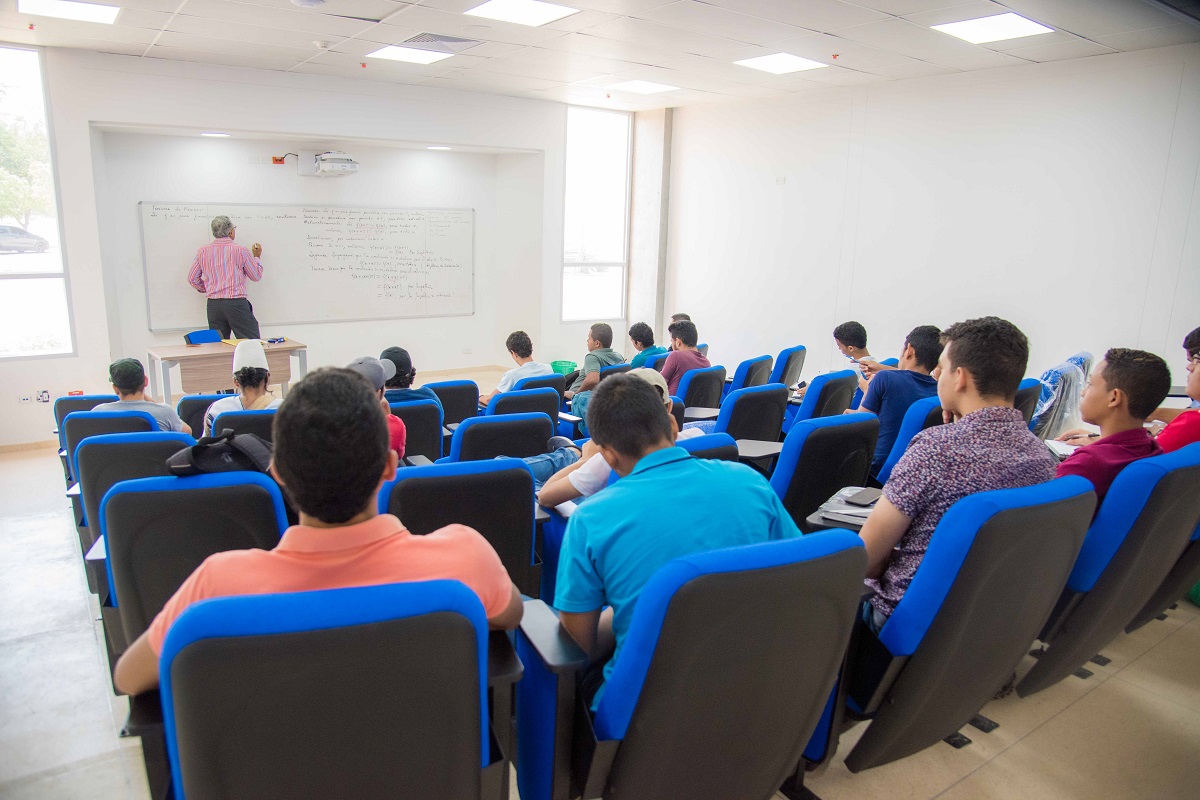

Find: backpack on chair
<box><xmin>167</xmin><ymin>430</ymin><xmax>273</xmax><ymax>476</ymax></box>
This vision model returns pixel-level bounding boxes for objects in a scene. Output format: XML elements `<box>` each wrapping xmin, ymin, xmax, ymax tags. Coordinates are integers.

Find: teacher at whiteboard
<box><xmin>187</xmin><ymin>215</ymin><xmax>264</xmax><ymax>339</ymax></box>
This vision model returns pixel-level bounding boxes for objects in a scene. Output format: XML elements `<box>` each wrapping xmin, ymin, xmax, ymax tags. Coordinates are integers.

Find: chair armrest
<box><xmin>788</xmin><ymin>396</ymin><xmax>804</xmax><ymax>406</ymax></box>
<box><xmin>558</xmin><ymin>412</ymin><xmax>582</xmax><ymax>424</ymax></box>
<box><xmin>86</xmin><ymin>535</ymin><xmax>107</xmax><ymax>562</ymax></box>
<box><xmin>683</xmin><ymin>406</ymin><xmax>721</xmax><ymax>421</ymax></box>
<box><xmin>724</xmin><ymin>378</ymin><xmax>732</xmax><ymax>384</ymax></box>
<box><xmin>535</xmin><ymin>504</ymin><xmax>550</xmax><ymax>523</ymax></box>
<box><xmin>52</xmin><ymin>427</ymin><xmax>59</xmax><ymax>435</ymax></box>
<box><xmin>122</xmin><ymin>691</ymin><xmax>163</xmax><ymax>737</ymax></box>
<box><xmin>736</xmin><ymin>439</ymin><xmax>785</xmax><ymax>459</ymax></box>
<box><xmin>66</xmin><ymin>483</ymin><xmax>81</xmax><ymax>497</ymax></box>
<box><xmin>404</xmin><ymin>454</ymin><xmax>434</xmax><ymax>467</ymax></box>
<box><xmin>59</xmin><ymin>449</ymin><xmax>67</xmax><ymax>458</ymax></box>
<box><xmin>445</xmin><ymin>422</ymin><xmax>460</xmax><ymax>433</ymax></box>
<box><xmin>518</xmin><ymin>599</ymin><xmax>588</xmax><ymax>674</ymax></box>
<box><xmin>489</xmin><ymin>631</ymin><xmax>524</xmax><ymax>688</ymax></box>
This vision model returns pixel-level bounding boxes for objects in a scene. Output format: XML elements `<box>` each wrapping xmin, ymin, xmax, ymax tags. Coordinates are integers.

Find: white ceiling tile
<box><xmin>567</xmin><ymin>1</ymin><xmax>680</xmax><ymax>14</ymax></box>
<box><xmin>288</xmin><ymin>61</ymin><xmax>429</xmax><ymax>83</ymax></box>
<box><xmin>154</xmin><ymin>31</ymin><xmax>320</xmax><ymax>61</ymax></box>
<box><xmin>234</xmin><ymin>0</ymin><xmax>412</xmax><ymax>22</ymax></box>
<box><xmin>699</xmin><ymin>0</ymin><xmax>888</xmax><ymax>32</ymax></box>
<box><xmin>484</xmin><ymin>45</ymin><xmax>633</xmax><ymax>72</ymax></box>
<box><xmin>118</xmin><ymin>0</ymin><xmax>195</xmax><ymax>13</ymax></box>
<box><xmin>542</xmin><ymin>9</ymin><xmax>621</xmax><ymax>33</ymax></box>
<box><xmin>867</xmin><ymin>58</ymin><xmax>958</xmax><ymax>78</ymax></box>
<box><xmin>465</xmin><ymin>56</ymin><xmax>606</xmax><ymax>83</ymax></box>
<box><xmin>582</xmin><ymin>16</ymin><xmax>746</xmax><ymax>55</ymax></box>
<box><xmin>167</xmin><ymin>15</ymin><xmax>351</xmax><ymax>50</ymax></box>
<box><xmin>378</xmin><ymin>5</ymin><xmax>575</xmax><ymax>45</ymax></box>
<box><xmin>831</xmin><ymin>17</ymin><xmax>994</xmax><ymax>60</ymax></box>
<box><xmin>763</xmin><ymin>33</ymin><xmax>916</xmax><ymax>69</ymax></box>
<box><xmin>176</xmin><ymin>0</ymin><xmax>378</xmax><ymax>37</ymax></box>
<box><xmin>427</xmin><ymin>70</ymin><xmax>566</xmax><ymax>92</ymax></box>
<box><xmin>114</xmin><ymin>9</ymin><xmax>175</xmax><ymax>30</ymax></box>
<box><xmin>146</xmin><ymin>46</ymin><xmax>302</xmax><ymax>70</ymax></box>
<box><xmin>796</xmin><ymin>64</ymin><xmax>890</xmax><ymax>85</ymax></box>
<box><xmin>459</xmin><ymin>40</ymin><xmax>528</xmax><ymax>57</ymax></box>
<box><xmin>0</xmin><ymin>26</ymin><xmax>150</xmax><ymax>55</ymax></box>
<box><xmin>899</xmin><ymin>0</ymin><xmax>1010</xmax><ymax>27</ymax></box>
<box><xmin>716</xmin><ymin>82</ymin><xmax>791</xmax><ymax>98</ymax></box>
<box><xmin>633</xmin><ymin>1</ymin><xmax>814</xmax><ymax>46</ymax></box>
<box><xmin>0</xmin><ymin>13</ymin><xmax>162</xmax><ymax>43</ymax></box>
<box><xmin>526</xmin><ymin>83</ymin><xmax>647</xmax><ymax>110</ymax></box>
<box><xmin>1094</xmin><ymin>24</ymin><xmax>1200</xmax><ymax>52</ymax></box>
<box><xmin>604</xmin><ymin>62</ymin><xmax>749</xmax><ymax>92</ymax></box>
<box><xmin>1002</xmin><ymin>38</ymin><xmax>1118</xmax><ymax>63</ymax></box>
<box><xmin>540</xmin><ymin>30</ymin><xmax>684</xmax><ymax>63</ymax></box>
<box><xmin>999</xmin><ymin>0</ymin><xmax>1182</xmax><ymax>38</ymax></box>
<box><xmin>350</xmin><ymin>24</ymin><xmax>429</xmax><ymax>44</ymax></box>
<box><xmin>852</xmin><ymin>0</ymin><xmax>979</xmax><ymax>13</ymax></box>
<box><xmin>926</xmin><ymin>47</ymin><xmax>1034</xmax><ymax>71</ymax></box>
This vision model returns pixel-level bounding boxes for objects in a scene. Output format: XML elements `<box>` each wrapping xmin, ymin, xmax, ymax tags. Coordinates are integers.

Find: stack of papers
<box><xmin>818</xmin><ymin>486</ymin><xmax>876</xmax><ymax>527</ymax></box>
<box><xmin>1044</xmin><ymin>440</ymin><xmax>1079</xmax><ymax>460</ymax></box>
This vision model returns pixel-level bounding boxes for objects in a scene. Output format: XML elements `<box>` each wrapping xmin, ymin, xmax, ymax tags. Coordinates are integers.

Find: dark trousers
<box><xmin>206</xmin><ymin>297</ymin><xmax>260</xmax><ymax>339</ymax></box>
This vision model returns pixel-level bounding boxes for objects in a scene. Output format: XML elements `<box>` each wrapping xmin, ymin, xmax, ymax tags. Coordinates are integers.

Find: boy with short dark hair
<box><xmin>857</xmin><ymin>317</ymin><xmax>1056</xmax><ymax>629</ymax></box>
<box><xmin>380</xmin><ymin>346</ymin><xmax>440</xmax><ymax>406</ymax></box>
<box><xmin>555</xmin><ymin>375</ymin><xmax>801</xmax><ymax>706</ymax></box>
<box><xmin>859</xmin><ymin>325</ymin><xmax>942</xmax><ymax>478</ymax></box>
<box><xmin>481</xmin><ymin>330</ymin><xmax>553</xmax><ymax>405</ymax></box>
<box><xmin>660</xmin><ymin>319</ymin><xmax>711</xmax><ymax>395</ymax></box>
<box><xmin>565</xmin><ymin>323</ymin><xmax>625</xmax><ymax>433</ymax></box>
<box><xmin>94</xmin><ymin>358</ymin><xmax>190</xmax><ymax>434</ymax></box>
<box><xmin>1154</xmin><ymin>329</ymin><xmax>1200</xmax><ymax>452</ymax></box>
<box><xmin>1053</xmin><ymin>349</ymin><xmax>1171</xmax><ymax>502</ymax></box>
<box><xmin>627</xmin><ymin>322</ymin><xmax>666</xmax><ymax>368</ymax></box>
<box><xmin>113</xmin><ymin>368</ymin><xmax>522</xmax><ymax>696</ymax></box>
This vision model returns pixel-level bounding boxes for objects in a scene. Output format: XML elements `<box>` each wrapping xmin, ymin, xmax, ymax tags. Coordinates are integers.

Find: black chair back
<box><xmin>211</xmin><ymin>409</ymin><xmax>276</xmax><ymax>442</ymax></box>
<box><xmin>743</xmin><ymin>358</ymin><xmax>773</xmax><ymax>389</ymax></box>
<box><xmin>777</xmin><ymin>348</ymin><xmax>807</xmax><ymax>387</ymax></box>
<box><xmin>773</xmin><ymin>416</ymin><xmax>879</xmax><ymax>531</ymax></box>
<box><xmin>516</xmin><ymin>373</ymin><xmax>566</xmax><ymax>401</ymax></box>
<box><xmin>428</xmin><ymin>382</ymin><xmax>481</xmax><ymax>427</ymax></box>
<box><xmin>106</xmin><ymin>475</ymin><xmax>286</xmax><ymax>644</ymax></box>
<box><xmin>811</xmin><ymin>373</ymin><xmax>859</xmax><ymax>418</ymax></box>
<box><xmin>1014</xmin><ymin>383</ymin><xmax>1039</xmax><ymax>426</ymax></box>
<box><xmin>55</xmin><ymin>395</ymin><xmax>116</xmax><ymax>437</ymax></box>
<box><xmin>64</xmin><ymin>412</ymin><xmax>157</xmax><ymax>478</ymax></box>
<box><xmin>455</xmin><ymin>414</ymin><xmax>554</xmax><ymax>462</ymax></box>
<box><xmin>1126</xmin><ymin>535</ymin><xmax>1200</xmax><ymax>633</ymax></box>
<box><xmin>722</xmin><ymin>385</ymin><xmax>789</xmax><ymax>442</ymax></box>
<box><xmin>386</xmin><ymin>463</ymin><xmax>539</xmax><ymax>596</ymax></box>
<box><xmin>682</xmin><ymin>367</ymin><xmax>726</xmax><ymax>409</ymax></box>
<box><xmin>492</xmin><ymin>389</ymin><xmax>559</xmax><ymax>420</ymax></box>
<box><xmin>76</xmin><ymin>434</ymin><xmax>192</xmax><ymax>547</ymax></box>
<box><xmin>176</xmin><ymin>394</ymin><xmax>224</xmax><ymax>437</ymax></box>
<box><xmin>390</xmin><ymin>400</ymin><xmax>443</xmax><ymax>461</ymax></box>
<box><xmin>599</xmin><ymin>363</ymin><xmax>631</xmax><ymax>381</ymax></box>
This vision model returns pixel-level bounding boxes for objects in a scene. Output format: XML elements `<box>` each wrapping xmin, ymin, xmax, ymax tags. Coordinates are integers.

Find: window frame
<box><xmin>559</xmin><ymin>106</ymin><xmax>633</xmax><ymax>324</ymax></box>
<box><xmin>0</xmin><ymin>43</ymin><xmax>78</xmax><ymax>362</ymax></box>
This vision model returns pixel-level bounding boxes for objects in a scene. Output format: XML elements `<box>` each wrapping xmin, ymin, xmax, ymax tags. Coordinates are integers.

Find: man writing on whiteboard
<box><xmin>187</xmin><ymin>215</ymin><xmax>264</xmax><ymax>339</ymax></box>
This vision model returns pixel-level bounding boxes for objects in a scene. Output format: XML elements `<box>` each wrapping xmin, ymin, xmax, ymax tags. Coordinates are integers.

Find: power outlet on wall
<box><xmin>18</xmin><ymin>395</ymin><xmax>32</xmax><ymax>405</ymax></box>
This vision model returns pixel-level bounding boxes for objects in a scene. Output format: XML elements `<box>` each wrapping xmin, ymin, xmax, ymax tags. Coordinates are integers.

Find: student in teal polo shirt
<box><xmin>555</xmin><ymin>374</ymin><xmax>803</xmax><ymax>708</ymax></box>
<box><xmin>627</xmin><ymin>322</ymin><xmax>667</xmax><ymax>368</ymax></box>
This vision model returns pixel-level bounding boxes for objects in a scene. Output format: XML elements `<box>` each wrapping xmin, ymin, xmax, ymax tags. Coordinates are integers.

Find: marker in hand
<box><xmin>252</xmin><ymin>242</ymin><xmax>262</xmax><ymax>257</ymax></box>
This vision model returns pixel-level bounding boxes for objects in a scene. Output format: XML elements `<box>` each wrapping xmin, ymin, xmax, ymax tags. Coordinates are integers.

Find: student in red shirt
<box><xmin>345</xmin><ymin>356</ymin><xmax>407</xmax><ymax>458</ymax></box>
<box><xmin>1155</xmin><ymin>332</ymin><xmax>1200</xmax><ymax>452</ymax></box>
<box><xmin>113</xmin><ymin>368</ymin><xmax>523</xmax><ymax>696</ymax></box>
<box><xmin>660</xmin><ymin>319</ymin><xmax>711</xmax><ymax>396</ymax></box>
<box><xmin>1055</xmin><ymin>349</ymin><xmax>1171</xmax><ymax>503</ymax></box>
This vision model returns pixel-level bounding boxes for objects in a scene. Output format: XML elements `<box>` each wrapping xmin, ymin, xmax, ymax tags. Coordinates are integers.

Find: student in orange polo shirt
<box><xmin>114</xmin><ymin>367</ymin><xmax>524</xmax><ymax>696</ymax></box>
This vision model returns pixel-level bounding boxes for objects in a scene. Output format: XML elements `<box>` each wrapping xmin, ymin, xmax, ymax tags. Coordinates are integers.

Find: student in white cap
<box><xmin>203</xmin><ymin>339</ymin><xmax>283</xmax><ymax>436</ymax></box>
<box><xmin>346</xmin><ymin>356</ymin><xmax>407</xmax><ymax>458</ymax></box>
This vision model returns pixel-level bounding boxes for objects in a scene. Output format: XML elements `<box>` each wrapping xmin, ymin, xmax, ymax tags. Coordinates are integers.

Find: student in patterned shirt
<box><xmin>857</xmin><ymin>317</ymin><xmax>1057</xmax><ymax>630</ymax></box>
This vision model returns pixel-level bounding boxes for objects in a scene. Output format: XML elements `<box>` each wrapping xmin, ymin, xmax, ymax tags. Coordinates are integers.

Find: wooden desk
<box><xmin>147</xmin><ymin>340</ymin><xmax>307</xmax><ymax>405</ymax></box>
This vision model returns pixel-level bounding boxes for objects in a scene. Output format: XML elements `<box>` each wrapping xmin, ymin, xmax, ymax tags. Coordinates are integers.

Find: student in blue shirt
<box><xmin>858</xmin><ymin>325</ymin><xmax>942</xmax><ymax>479</ymax></box>
<box><xmin>555</xmin><ymin>374</ymin><xmax>803</xmax><ymax>708</ymax></box>
<box><xmin>380</xmin><ymin>346</ymin><xmax>440</xmax><ymax>405</ymax></box>
<box><xmin>627</xmin><ymin>322</ymin><xmax>667</xmax><ymax>368</ymax></box>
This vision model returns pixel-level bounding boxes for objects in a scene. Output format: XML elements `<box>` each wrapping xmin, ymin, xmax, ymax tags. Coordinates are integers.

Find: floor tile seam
<box><xmin>930</xmin><ymin>670</ymin><xmax>1118</xmax><ymax>799</ymax></box>
<box><xmin>1107</xmin><ymin>672</ymin><xmax>1200</xmax><ymax>714</ymax></box>
<box><xmin>0</xmin><ymin>747</ymin><xmax>130</xmax><ymax>791</ymax></box>
<box><xmin>1107</xmin><ymin>619</ymin><xmax>1195</xmax><ymax>676</ymax></box>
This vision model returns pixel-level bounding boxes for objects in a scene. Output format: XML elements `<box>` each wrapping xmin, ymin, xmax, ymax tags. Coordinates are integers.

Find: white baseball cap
<box><xmin>232</xmin><ymin>339</ymin><xmax>269</xmax><ymax>372</ymax></box>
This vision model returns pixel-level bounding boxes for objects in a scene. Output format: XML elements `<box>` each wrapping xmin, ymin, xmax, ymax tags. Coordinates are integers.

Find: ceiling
<box><xmin>2</xmin><ymin>0</ymin><xmax>1198</xmax><ymax>111</ymax></box>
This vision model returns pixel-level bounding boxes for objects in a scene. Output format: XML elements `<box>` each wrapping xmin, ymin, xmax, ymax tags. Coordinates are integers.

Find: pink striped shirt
<box><xmin>188</xmin><ymin>238</ymin><xmax>263</xmax><ymax>299</ymax></box>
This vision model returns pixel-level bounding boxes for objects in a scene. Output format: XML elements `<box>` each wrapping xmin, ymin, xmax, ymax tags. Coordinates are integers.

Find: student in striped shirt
<box><xmin>187</xmin><ymin>215</ymin><xmax>264</xmax><ymax>339</ymax></box>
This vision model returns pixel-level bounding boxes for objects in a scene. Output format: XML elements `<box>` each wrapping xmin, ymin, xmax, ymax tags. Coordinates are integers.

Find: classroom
<box><xmin>2</xmin><ymin>1</ymin><xmax>1200</xmax><ymax>798</ymax></box>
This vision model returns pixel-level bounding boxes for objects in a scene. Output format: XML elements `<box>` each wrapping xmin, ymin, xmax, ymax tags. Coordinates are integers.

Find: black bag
<box><xmin>167</xmin><ymin>430</ymin><xmax>273</xmax><ymax>476</ymax></box>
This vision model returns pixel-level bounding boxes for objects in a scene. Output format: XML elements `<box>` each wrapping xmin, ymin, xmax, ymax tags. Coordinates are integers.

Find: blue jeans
<box><xmin>682</xmin><ymin>420</ymin><xmax>717</xmax><ymax>434</ymax></box>
<box><xmin>497</xmin><ymin>446</ymin><xmax>581</xmax><ymax>488</ymax></box>
<box><xmin>572</xmin><ymin>390</ymin><xmax>593</xmax><ymax>435</ymax></box>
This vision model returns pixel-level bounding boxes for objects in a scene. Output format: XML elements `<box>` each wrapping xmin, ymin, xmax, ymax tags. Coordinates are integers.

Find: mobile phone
<box><xmin>844</xmin><ymin>487</ymin><xmax>882</xmax><ymax>507</ymax></box>
<box><xmin>795</xmin><ymin>380</ymin><xmax>807</xmax><ymax>390</ymax></box>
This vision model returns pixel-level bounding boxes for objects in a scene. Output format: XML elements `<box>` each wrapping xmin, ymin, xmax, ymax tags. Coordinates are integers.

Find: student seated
<box><xmin>534</xmin><ymin>368</ymin><xmax>703</xmax><ymax>507</ymax></box>
<box><xmin>380</xmin><ymin>346</ymin><xmax>439</xmax><ymax>405</ymax></box>
<box><xmin>659</xmin><ymin>319</ymin><xmax>711</xmax><ymax>396</ymax></box>
<box><xmin>480</xmin><ymin>330</ymin><xmax>553</xmax><ymax>406</ymax></box>
<box><xmin>1154</xmin><ymin>333</ymin><xmax>1200</xmax><ymax>452</ymax></box>
<box><xmin>858</xmin><ymin>325</ymin><xmax>942</xmax><ymax>479</ymax></box>
<box><xmin>112</xmin><ymin>367</ymin><xmax>521</xmax><ymax>696</ymax></box>
<box><xmin>203</xmin><ymin>340</ymin><xmax>282</xmax><ymax>436</ymax></box>
<box><xmin>857</xmin><ymin>317</ymin><xmax>1056</xmax><ymax>630</ymax></box>
<box><xmin>665</xmin><ymin>312</ymin><xmax>690</xmax><ymax>350</ymax></box>
<box><xmin>794</xmin><ymin>320</ymin><xmax>876</xmax><ymax>400</ymax></box>
<box><xmin>627</xmin><ymin>322</ymin><xmax>666</xmax><ymax>368</ymax></box>
<box><xmin>564</xmin><ymin>323</ymin><xmax>625</xmax><ymax>433</ymax></box>
<box><xmin>94</xmin><ymin>358</ymin><xmax>190</xmax><ymax>434</ymax></box>
<box><xmin>346</xmin><ymin>356</ymin><xmax>407</xmax><ymax>458</ymax></box>
<box><xmin>1148</xmin><ymin>326</ymin><xmax>1200</xmax><ymax>425</ymax></box>
<box><xmin>1052</xmin><ymin>349</ymin><xmax>1170</xmax><ymax>503</ymax></box>
<box><xmin>554</xmin><ymin>374</ymin><xmax>801</xmax><ymax>707</ymax></box>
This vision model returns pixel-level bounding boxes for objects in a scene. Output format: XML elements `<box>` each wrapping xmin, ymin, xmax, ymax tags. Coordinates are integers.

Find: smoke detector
<box><xmin>314</xmin><ymin>40</ymin><xmax>333</xmax><ymax>50</ymax></box>
<box><xmin>292</xmin><ymin>0</ymin><xmax>325</xmax><ymax>7</ymax></box>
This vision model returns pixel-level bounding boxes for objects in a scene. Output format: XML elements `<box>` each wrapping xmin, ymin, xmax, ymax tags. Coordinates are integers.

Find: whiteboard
<box><xmin>138</xmin><ymin>202</ymin><xmax>474</xmax><ymax>331</ymax></box>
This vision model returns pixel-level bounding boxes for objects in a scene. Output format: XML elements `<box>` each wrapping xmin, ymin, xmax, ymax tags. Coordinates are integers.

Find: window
<box><xmin>0</xmin><ymin>46</ymin><xmax>73</xmax><ymax>358</ymax></box>
<box><xmin>562</xmin><ymin>107</ymin><xmax>631</xmax><ymax>322</ymax></box>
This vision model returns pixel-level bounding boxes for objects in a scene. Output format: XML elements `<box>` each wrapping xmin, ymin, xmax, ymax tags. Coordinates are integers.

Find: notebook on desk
<box><xmin>1044</xmin><ymin>440</ymin><xmax>1079</xmax><ymax>461</ymax></box>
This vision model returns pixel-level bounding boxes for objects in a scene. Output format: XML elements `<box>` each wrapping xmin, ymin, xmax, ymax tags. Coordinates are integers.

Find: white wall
<box><xmin>667</xmin><ymin>44</ymin><xmax>1200</xmax><ymax>387</ymax></box>
<box><xmin>0</xmin><ymin>48</ymin><xmax>603</xmax><ymax>446</ymax></box>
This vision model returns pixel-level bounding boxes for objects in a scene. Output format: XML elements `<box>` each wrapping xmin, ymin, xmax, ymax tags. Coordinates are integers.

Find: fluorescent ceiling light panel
<box><xmin>366</xmin><ymin>45</ymin><xmax>454</xmax><ymax>64</ymax></box>
<box><xmin>608</xmin><ymin>80</ymin><xmax>678</xmax><ymax>94</ymax></box>
<box><xmin>17</xmin><ymin>0</ymin><xmax>120</xmax><ymax>24</ymax></box>
<box><xmin>464</xmin><ymin>0</ymin><xmax>579</xmax><ymax>27</ymax></box>
<box><xmin>932</xmin><ymin>12</ymin><xmax>1053</xmax><ymax>44</ymax></box>
<box><xmin>200</xmin><ymin>132</ymin><xmax>230</xmax><ymax>137</ymax></box>
<box><xmin>734</xmin><ymin>52</ymin><xmax>828</xmax><ymax>75</ymax></box>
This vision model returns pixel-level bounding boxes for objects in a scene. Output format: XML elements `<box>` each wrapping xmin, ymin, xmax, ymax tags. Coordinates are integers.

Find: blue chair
<box><xmin>875</xmin><ymin>396</ymin><xmax>944</xmax><ymax>485</ymax></box>
<box><xmin>643</xmin><ymin>352</ymin><xmax>668</xmax><ymax>372</ymax></box>
<box><xmin>850</xmin><ymin>357</ymin><xmax>899</xmax><ymax>410</ymax></box>
<box><xmin>210</xmin><ymin>408</ymin><xmax>276</xmax><ymax>441</ymax></box>
<box><xmin>390</xmin><ymin>399</ymin><xmax>444</xmax><ymax>462</ymax></box>
<box><xmin>771</xmin><ymin>345</ymin><xmax>807</xmax><ymax>388</ymax></box>
<box><xmin>599</xmin><ymin>363</ymin><xmax>631</xmax><ymax>381</ymax></box>
<box><xmin>159</xmin><ymin>582</ymin><xmax>510</xmax><ymax>800</ymax></box>
<box><xmin>709</xmin><ymin>383</ymin><xmax>790</xmax><ymax>444</ymax></box>
<box><xmin>771</xmin><ymin>414</ymin><xmax>879</xmax><ymax>532</ymax></box>
<box><xmin>1126</xmin><ymin>521</ymin><xmax>1200</xmax><ymax>632</ymax></box>
<box><xmin>380</xmin><ymin>459</ymin><xmax>540</xmax><ymax>597</ymax></box>
<box><xmin>439</xmin><ymin>412</ymin><xmax>555</xmax><ymax>463</ymax></box>
<box><xmin>697</xmin><ymin>342</ymin><xmax>709</xmax><ymax>357</ymax></box>
<box><xmin>781</xmin><ymin>369</ymin><xmax>858</xmax><ymax>434</ymax></box>
<box><xmin>722</xmin><ymin>354</ymin><xmax>773</xmax><ymax>399</ymax></box>
<box><xmin>484</xmin><ymin>387</ymin><xmax>560</xmax><ymax>421</ymax></box>
<box><xmin>842</xmin><ymin>477</ymin><xmax>1096</xmax><ymax>772</ymax></box>
<box><xmin>425</xmin><ymin>380</ymin><xmax>481</xmax><ymax>427</ymax></box>
<box><xmin>1014</xmin><ymin>377</ymin><xmax>1040</xmax><ymax>428</ymax></box>
<box><xmin>513</xmin><ymin>372</ymin><xmax>566</xmax><ymax>402</ymax></box>
<box><xmin>676</xmin><ymin>432</ymin><xmax>739</xmax><ymax>461</ymax></box>
<box><xmin>176</xmin><ymin>394</ymin><xmax>226</xmax><ymax>438</ymax></box>
<box><xmin>183</xmin><ymin>328</ymin><xmax>221</xmax><ymax>344</ymax></box>
<box><xmin>54</xmin><ymin>394</ymin><xmax>117</xmax><ymax>482</ymax></box>
<box><xmin>64</xmin><ymin>410</ymin><xmax>161</xmax><ymax>485</ymax></box>
<box><xmin>1018</xmin><ymin>444</ymin><xmax>1200</xmax><ymax>696</ymax></box>
<box><xmin>676</xmin><ymin>365</ymin><xmax>726</xmax><ymax>409</ymax></box>
<box><xmin>515</xmin><ymin>532</ymin><xmax>867</xmax><ymax>800</ymax></box>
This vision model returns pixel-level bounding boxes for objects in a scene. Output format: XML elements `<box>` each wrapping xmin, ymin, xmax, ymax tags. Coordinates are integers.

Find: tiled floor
<box><xmin>3</xmin><ymin>408</ymin><xmax>1199</xmax><ymax>798</ymax></box>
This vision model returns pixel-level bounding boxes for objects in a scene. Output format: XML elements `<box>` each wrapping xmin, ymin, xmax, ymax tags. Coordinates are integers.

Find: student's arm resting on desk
<box><xmin>858</xmin><ymin>497</ymin><xmax>912</xmax><ymax>579</ymax></box>
<box><xmin>537</xmin><ymin>440</ymin><xmax>597</xmax><ymax>507</ymax></box>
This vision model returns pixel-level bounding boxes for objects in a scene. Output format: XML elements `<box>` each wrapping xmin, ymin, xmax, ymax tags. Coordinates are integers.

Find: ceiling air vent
<box><xmin>401</xmin><ymin>33</ymin><xmax>484</xmax><ymax>54</ymax></box>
